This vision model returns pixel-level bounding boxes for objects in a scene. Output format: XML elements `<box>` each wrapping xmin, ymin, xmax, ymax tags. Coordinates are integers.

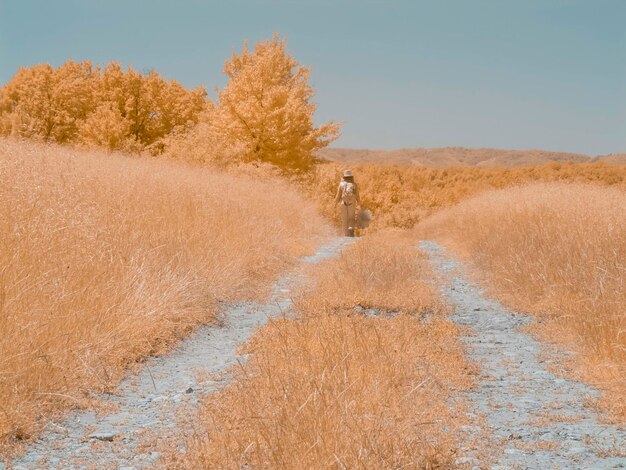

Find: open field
<box><xmin>3</xmin><ymin>17</ymin><xmax>626</xmax><ymax>467</ymax></box>
<box><xmin>418</xmin><ymin>183</ymin><xmax>626</xmax><ymax>421</ymax></box>
<box><xmin>4</xmin><ymin>140</ymin><xmax>626</xmax><ymax>466</ymax></box>
<box><xmin>0</xmin><ymin>138</ymin><xmax>328</xmax><ymax>454</ymax></box>
<box><xmin>171</xmin><ymin>232</ymin><xmax>476</xmax><ymax>469</ymax></box>
<box><xmin>3</xmin><ymin>52</ymin><xmax>626</xmax><ymax>467</ymax></box>
<box><xmin>303</xmin><ymin>161</ymin><xmax>626</xmax><ymax>230</ymax></box>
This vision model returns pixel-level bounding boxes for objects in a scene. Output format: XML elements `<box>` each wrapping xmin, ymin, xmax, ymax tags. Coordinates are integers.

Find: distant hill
<box><xmin>316</xmin><ymin>147</ymin><xmax>626</xmax><ymax>167</ymax></box>
<box><xmin>594</xmin><ymin>154</ymin><xmax>626</xmax><ymax>165</ymax></box>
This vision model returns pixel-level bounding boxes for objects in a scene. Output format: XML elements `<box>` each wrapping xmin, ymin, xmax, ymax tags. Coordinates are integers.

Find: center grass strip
<box><xmin>172</xmin><ymin>232</ymin><xmax>476</xmax><ymax>469</ymax></box>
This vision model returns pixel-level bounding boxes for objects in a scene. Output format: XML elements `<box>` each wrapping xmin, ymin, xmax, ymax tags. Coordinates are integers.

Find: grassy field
<box><xmin>303</xmin><ymin>161</ymin><xmax>626</xmax><ymax>230</ymax></box>
<box><xmin>0</xmin><ymin>138</ymin><xmax>329</xmax><ymax>453</ymax></box>
<box><xmin>4</xmin><ymin>34</ymin><xmax>626</xmax><ymax>467</ymax></box>
<box><xmin>418</xmin><ymin>183</ymin><xmax>626</xmax><ymax>421</ymax></box>
<box><xmin>170</xmin><ymin>232</ymin><xmax>477</xmax><ymax>469</ymax></box>
<box><xmin>4</xmin><ymin>132</ymin><xmax>626</xmax><ymax>462</ymax></box>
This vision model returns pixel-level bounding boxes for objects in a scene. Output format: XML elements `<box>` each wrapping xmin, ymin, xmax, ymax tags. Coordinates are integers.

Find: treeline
<box><xmin>0</xmin><ymin>35</ymin><xmax>340</xmax><ymax>169</ymax></box>
<box><xmin>0</xmin><ymin>61</ymin><xmax>206</xmax><ymax>153</ymax></box>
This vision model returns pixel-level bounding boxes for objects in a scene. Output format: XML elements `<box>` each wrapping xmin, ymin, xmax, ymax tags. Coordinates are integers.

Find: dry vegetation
<box><xmin>171</xmin><ymin>232</ymin><xmax>476</xmax><ymax>469</ymax></box>
<box><xmin>0</xmin><ymin>138</ymin><xmax>329</xmax><ymax>453</ymax></box>
<box><xmin>4</xmin><ymin>30</ymin><xmax>626</xmax><ymax>467</ymax></box>
<box><xmin>418</xmin><ymin>183</ymin><xmax>626</xmax><ymax>421</ymax></box>
<box><xmin>0</xmin><ymin>61</ymin><xmax>206</xmax><ymax>153</ymax></box>
<box><xmin>1</xmin><ymin>36</ymin><xmax>339</xmax><ymax>170</ymax></box>
<box><xmin>302</xmin><ymin>161</ymin><xmax>626</xmax><ymax>231</ymax></box>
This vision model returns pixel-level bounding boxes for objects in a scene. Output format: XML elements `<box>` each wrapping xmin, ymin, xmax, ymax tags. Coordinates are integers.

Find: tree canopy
<box><xmin>0</xmin><ymin>60</ymin><xmax>206</xmax><ymax>153</ymax></box>
<box><xmin>210</xmin><ymin>35</ymin><xmax>340</xmax><ymax>170</ymax></box>
<box><xmin>0</xmin><ymin>36</ymin><xmax>340</xmax><ymax>171</ymax></box>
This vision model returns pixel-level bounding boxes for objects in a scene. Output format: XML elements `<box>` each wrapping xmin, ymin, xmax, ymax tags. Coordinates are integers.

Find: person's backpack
<box><xmin>342</xmin><ymin>182</ymin><xmax>356</xmax><ymax>205</ymax></box>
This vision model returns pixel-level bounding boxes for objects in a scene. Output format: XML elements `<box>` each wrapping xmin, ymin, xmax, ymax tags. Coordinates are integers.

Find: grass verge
<box><xmin>418</xmin><ymin>182</ymin><xmax>626</xmax><ymax>421</ymax></box>
<box><xmin>0</xmin><ymin>138</ymin><xmax>328</xmax><ymax>454</ymax></box>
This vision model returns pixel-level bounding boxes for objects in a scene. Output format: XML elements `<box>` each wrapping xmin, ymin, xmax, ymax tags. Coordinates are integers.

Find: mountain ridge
<box><xmin>317</xmin><ymin>147</ymin><xmax>626</xmax><ymax>167</ymax></box>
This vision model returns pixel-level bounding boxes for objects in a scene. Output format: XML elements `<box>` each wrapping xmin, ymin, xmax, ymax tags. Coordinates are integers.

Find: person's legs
<box><xmin>346</xmin><ymin>203</ymin><xmax>356</xmax><ymax>236</ymax></box>
<box><xmin>340</xmin><ymin>203</ymin><xmax>350</xmax><ymax>236</ymax></box>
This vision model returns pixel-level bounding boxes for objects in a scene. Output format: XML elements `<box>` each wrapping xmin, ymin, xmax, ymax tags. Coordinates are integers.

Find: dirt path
<box><xmin>8</xmin><ymin>237</ymin><xmax>355</xmax><ymax>470</ymax></box>
<box><xmin>420</xmin><ymin>240</ymin><xmax>626</xmax><ymax>469</ymax></box>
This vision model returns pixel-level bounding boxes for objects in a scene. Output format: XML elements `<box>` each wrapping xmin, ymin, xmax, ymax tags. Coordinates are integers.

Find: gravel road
<box><xmin>8</xmin><ymin>237</ymin><xmax>355</xmax><ymax>470</ymax></box>
<box><xmin>420</xmin><ymin>240</ymin><xmax>626</xmax><ymax>470</ymax></box>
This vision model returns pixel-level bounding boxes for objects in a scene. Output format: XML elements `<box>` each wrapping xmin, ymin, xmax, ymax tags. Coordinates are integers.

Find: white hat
<box><xmin>343</xmin><ymin>169</ymin><xmax>353</xmax><ymax>177</ymax></box>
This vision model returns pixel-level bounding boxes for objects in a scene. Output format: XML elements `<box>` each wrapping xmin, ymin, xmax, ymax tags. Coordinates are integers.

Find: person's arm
<box><xmin>355</xmin><ymin>184</ymin><xmax>362</xmax><ymax>206</ymax></box>
<box><xmin>335</xmin><ymin>183</ymin><xmax>343</xmax><ymax>204</ymax></box>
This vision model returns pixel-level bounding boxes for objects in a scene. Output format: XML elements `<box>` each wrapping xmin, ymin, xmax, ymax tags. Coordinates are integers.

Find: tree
<box><xmin>0</xmin><ymin>60</ymin><xmax>207</xmax><ymax>154</ymax></box>
<box><xmin>87</xmin><ymin>62</ymin><xmax>207</xmax><ymax>153</ymax></box>
<box><xmin>2</xmin><ymin>64</ymin><xmax>58</xmax><ymax>140</ymax></box>
<box><xmin>0</xmin><ymin>61</ymin><xmax>98</xmax><ymax>142</ymax></box>
<box><xmin>211</xmin><ymin>34</ymin><xmax>340</xmax><ymax>170</ymax></box>
<box><xmin>77</xmin><ymin>101</ymin><xmax>130</xmax><ymax>151</ymax></box>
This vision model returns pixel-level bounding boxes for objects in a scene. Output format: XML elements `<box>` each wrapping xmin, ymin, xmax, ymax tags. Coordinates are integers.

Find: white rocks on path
<box><xmin>420</xmin><ymin>240</ymin><xmax>626</xmax><ymax>470</ymax></box>
<box><xmin>8</xmin><ymin>237</ymin><xmax>355</xmax><ymax>470</ymax></box>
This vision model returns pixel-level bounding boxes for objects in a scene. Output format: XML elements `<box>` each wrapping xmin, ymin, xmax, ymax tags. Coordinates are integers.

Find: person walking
<box><xmin>335</xmin><ymin>169</ymin><xmax>361</xmax><ymax>237</ymax></box>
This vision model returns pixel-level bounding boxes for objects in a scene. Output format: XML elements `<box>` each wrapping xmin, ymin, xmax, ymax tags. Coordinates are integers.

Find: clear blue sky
<box><xmin>1</xmin><ymin>0</ymin><xmax>625</xmax><ymax>155</ymax></box>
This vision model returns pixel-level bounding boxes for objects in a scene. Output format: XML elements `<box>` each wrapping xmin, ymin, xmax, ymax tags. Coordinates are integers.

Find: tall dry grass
<box><xmin>302</xmin><ymin>161</ymin><xmax>626</xmax><ymax>230</ymax></box>
<box><xmin>418</xmin><ymin>183</ymin><xmax>626</xmax><ymax>420</ymax></box>
<box><xmin>173</xmin><ymin>232</ymin><xmax>475</xmax><ymax>469</ymax></box>
<box><xmin>0</xmin><ymin>138</ymin><xmax>329</xmax><ymax>453</ymax></box>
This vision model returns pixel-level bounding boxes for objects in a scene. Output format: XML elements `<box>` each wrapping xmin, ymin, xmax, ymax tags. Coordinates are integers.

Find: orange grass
<box><xmin>173</xmin><ymin>232</ymin><xmax>475</xmax><ymax>469</ymax></box>
<box><xmin>0</xmin><ymin>138</ymin><xmax>329</xmax><ymax>453</ymax></box>
<box><xmin>418</xmin><ymin>183</ymin><xmax>626</xmax><ymax>421</ymax></box>
<box><xmin>302</xmin><ymin>161</ymin><xmax>626</xmax><ymax>230</ymax></box>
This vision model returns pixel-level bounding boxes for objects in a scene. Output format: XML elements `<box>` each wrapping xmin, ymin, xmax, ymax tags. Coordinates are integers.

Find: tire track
<box><xmin>8</xmin><ymin>237</ymin><xmax>355</xmax><ymax>470</ymax></box>
<box><xmin>420</xmin><ymin>240</ymin><xmax>626</xmax><ymax>469</ymax></box>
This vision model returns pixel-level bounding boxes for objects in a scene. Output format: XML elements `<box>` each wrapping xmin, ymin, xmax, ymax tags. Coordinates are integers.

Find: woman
<box><xmin>335</xmin><ymin>169</ymin><xmax>361</xmax><ymax>237</ymax></box>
